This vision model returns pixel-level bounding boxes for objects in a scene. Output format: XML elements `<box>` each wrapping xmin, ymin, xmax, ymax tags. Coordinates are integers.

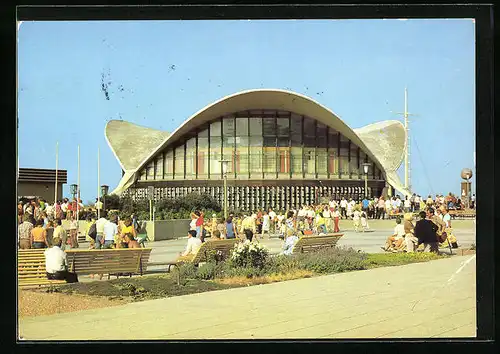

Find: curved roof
<box><xmin>105</xmin><ymin>120</ymin><xmax>170</xmax><ymax>171</ymax></box>
<box><xmin>106</xmin><ymin>89</ymin><xmax>410</xmax><ymax>196</ymax></box>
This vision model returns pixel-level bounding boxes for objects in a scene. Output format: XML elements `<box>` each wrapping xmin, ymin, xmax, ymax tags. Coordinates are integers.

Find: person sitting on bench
<box><xmin>44</xmin><ymin>236</ymin><xmax>78</xmax><ymax>283</ymax></box>
<box><xmin>177</xmin><ymin>230</ymin><xmax>202</xmax><ymax>262</ymax></box>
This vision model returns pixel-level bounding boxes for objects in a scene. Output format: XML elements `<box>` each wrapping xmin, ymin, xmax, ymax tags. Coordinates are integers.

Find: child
<box><xmin>352</xmin><ymin>208</ymin><xmax>361</xmax><ymax>232</ymax></box>
<box><xmin>360</xmin><ymin>211</ymin><xmax>369</xmax><ymax>232</ymax></box>
<box><xmin>316</xmin><ymin>212</ymin><xmax>327</xmax><ymax>235</ymax></box>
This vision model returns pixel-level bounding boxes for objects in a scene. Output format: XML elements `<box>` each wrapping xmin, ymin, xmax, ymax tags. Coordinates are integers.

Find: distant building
<box><xmin>105</xmin><ymin>89</ymin><xmax>410</xmax><ymax>212</ymax></box>
<box><xmin>17</xmin><ymin>168</ymin><xmax>67</xmax><ymax>201</ymax></box>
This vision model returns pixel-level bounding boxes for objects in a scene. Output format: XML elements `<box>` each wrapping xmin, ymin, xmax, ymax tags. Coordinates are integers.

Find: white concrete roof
<box><xmin>105</xmin><ymin>89</ymin><xmax>409</xmax><ymax>196</ymax></box>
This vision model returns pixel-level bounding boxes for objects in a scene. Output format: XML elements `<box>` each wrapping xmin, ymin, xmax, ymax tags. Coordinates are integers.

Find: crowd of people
<box><xmin>18</xmin><ymin>191</ymin><xmax>471</xmax><ymax>283</ymax></box>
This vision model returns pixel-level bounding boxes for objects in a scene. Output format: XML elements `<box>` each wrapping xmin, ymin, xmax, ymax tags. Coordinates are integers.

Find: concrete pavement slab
<box><xmin>19</xmin><ymin>254</ymin><xmax>476</xmax><ymax>340</ymax></box>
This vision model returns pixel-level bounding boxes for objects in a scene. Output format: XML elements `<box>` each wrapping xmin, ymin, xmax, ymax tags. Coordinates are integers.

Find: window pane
<box><xmin>316</xmin><ymin>148</ymin><xmax>328</xmax><ymax>175</ymax></box>
<box><xmin>165</xmin><ymin>150</ymin><xmax>174</xmax><ymax>178</ymax></box>
<box><xmin>186</xmin><ymin>138</ymin><xmax>196</xmax><ymax>177</ymax></box>
<box><xmin>236</xmin><ymin>118</ymin><xmax>248</xmax><ymax>136</ymax></box>
<box><xmin>277</xmin><ymin>118</ymin><xmax>289</xmax><ymax>137</ymax></box>
<box><xmin>328</xmin><ymin>150</ymin><xmax>338</xmax><ymax>175</ymax></box>
<box><xmin>210</xmin><ymin>137</ymin><xmax>221</xmax><ymax>178</ymax></box>
<box><xmin>263</xmin><ymin>117</ymin><xmax>276</xmax><ymax>136</ymax></box>
<box><xmin>328</xmin><ymin>129</ymin><xmax>339</xmax><ymax>149</ymax></box>
<box><xmin>249</xmin><ymin>118</ymin><xmax>262</xmax><ymax>136</ymax></box>
<box><xmin>263</xmin><ymin>148</ymin><xmax>276</xmax><ymax>173</ymax></box>
<box><xmin>235</xmin><ymin>137</ymin><xmax>249</xmax><ymax>176</ymax></box>
<box><xmin>222</xmin><ymin>117</ymin><xmax>235</xmax><ymax>136</ymax></box>
<box><xmin>291</xmin><ymin>114</ymin><xmax>302</xmax><ymax>146</ymax></box>
<box><xmin>263</xmin><ymin>136</ymin><xmax>276</xmax><ymax>147</ymax></box>
<box><xmin>317</xmin><ymin>123</ymin><xmax>327</xmax><ymax>148</ymax></box>
<box><xmin>278</xmin><ymin>148</ymin><xmax>290</xmax><ymax>173</ymax></box>
<box><xmin>303</xmin><ymin>117</ymin><xmax>316</xmax><ymax>136</ymax></box>
<box><xmin>304</xmin><ymin>148</ymin><xmax>315</xmax><ymax>175</ymax></box>
<box><xmin>198</xmin><ymin>128</ymin><xmax>208</xmax><ymax>138</ymax></box>
<box><xmin>155</xmin><ymin>154</ymin><xmax>163</xmax><ymax>179</ymax></box>
<box><xmin>147</xmin><ymin>162</ymin><xmax>154</xmax><ymax>179</ymax></box>
<box><xmin>210</xmin><ymin>120</ymin><xmax>221</xmax><ymax>137</ymax></box>
<box><xmin>174</xmin><ymin>145</ymin><xmax>184</xmax><ymax>179</ymax></box>
<box><xmin>350</xmin><ymin>144</ymin><xmax>359</xmax><ymax>175</ymax></box>
<box><xmin>291</xmin><ymin>147</ymin><xmax>303</xmax><ymax>174</ymax></box>
<box><xmin>278</xmin><ymin>137</ymin><xmax>289</xmax><ymax>147</ymax></box>
<box><xmin>249</xmin><ymin>136</ymin><xmax>262</xmax><ymax>176</ymax></box>
<box><xmin>303</xmin><ymin>136</ymin><xmax>316</xmax><ymax>147</ymax></box>
<box><xmin>197</xmin><ymin>138</ymin><xmax>209</xmax><ymax>178</ymax></box>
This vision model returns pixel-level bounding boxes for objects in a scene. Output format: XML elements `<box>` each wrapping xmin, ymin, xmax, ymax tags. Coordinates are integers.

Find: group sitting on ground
<box><xmin>381</xmin><ymin>207</ymin><xmax>459</xmax><ymax>253</ymax></box>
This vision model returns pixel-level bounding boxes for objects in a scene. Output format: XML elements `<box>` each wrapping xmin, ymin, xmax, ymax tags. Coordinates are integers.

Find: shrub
<box><xmin>293</xmin><ymin>247</ymin><xmax>367</xmax><ymax>274</ymax></box>
<box><xmin>229</xmin><ymin>241</ymin><xmax>270</xmax><ymax>269</ymax></box>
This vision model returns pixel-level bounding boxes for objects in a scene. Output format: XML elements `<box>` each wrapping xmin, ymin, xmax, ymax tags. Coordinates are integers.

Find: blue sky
<box><xmin>17</xmin><ymin>19</ymin><xmax>475</xmax><ymax>203</ymax></box>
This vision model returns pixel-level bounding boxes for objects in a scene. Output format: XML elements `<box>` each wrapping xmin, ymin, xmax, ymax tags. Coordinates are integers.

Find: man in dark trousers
<box><xmin>414</xmin><ymin>211</ymin><xmax>439</xmax><ymax>253</ymax></box>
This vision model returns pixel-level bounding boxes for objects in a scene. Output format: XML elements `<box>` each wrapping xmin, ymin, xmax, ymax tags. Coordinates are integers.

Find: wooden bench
<box><xmin>449</xmin><ymin>210</ymin><xmax>476</xmax><ymax>219</ymax></box>
<box><xmin>292</xmin><ymin>233</ymin><xmax>344</xmax><ymax>254</ymax></box>
<box><xmin>65</xmin><ymin>248</ymin><xmax>152</xmax><ymax>279</ymax></box>
<box><xmin>18</xmin><ymin>249</ymin><xmax>66</xmax><ymax>288</ymax></box>
<box><xmin>166</xmin><ymin>239</ymin><xmax>240</xmax><ymax>284</ymax></box>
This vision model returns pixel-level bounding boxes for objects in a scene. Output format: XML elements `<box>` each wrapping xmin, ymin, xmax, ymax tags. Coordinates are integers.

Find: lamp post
<box><xmin>362</xmin><ymin>163</ymin><xmax>371</xmax><ymax>198</ymax></box>
<box><xmin>70</xmin><ymin>184</ymin><xmax>78</xmax><ymax>200</ymax></box>
<box><xmin>219</xmin><ymin>159</ymin><xmax>230</xmax><ymax>220</ymax></box>
<box><xmin>101</xmin><ymin>185</ymin><xmax>109</xmax><ymax>212</ymax></box>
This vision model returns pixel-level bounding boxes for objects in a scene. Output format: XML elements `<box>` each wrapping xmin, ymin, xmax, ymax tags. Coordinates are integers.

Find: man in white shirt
<box><xmin>102</xmin><ymin>215</ymin><xmax>118</xmax><ymax>249</ymax></box>
<box><xmin>179</xmin><ymin>230</ymin><xmax>202</xmax><ymax>259</ymax></box>
<box><xmin>44</xmin><ymin>237</ymin><xmax>78</xmax><ymax>283</ymax></box>
<box><xmin>61</xmin><ymin>200</ymin><xmax>68</xmax><ymax>218</ymax></box>
<box><xmin>322</xmin><ymin>207</ymin><xmax>331</xmax><ymax>232</ymax></box>
<box><xmin>95</xmin><ymin>212</ymin><xmax>108</xmax><ymax>249</ymax></box>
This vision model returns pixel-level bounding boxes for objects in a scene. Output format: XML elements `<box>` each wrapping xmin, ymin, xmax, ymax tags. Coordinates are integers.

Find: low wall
<box><xmin>138</xmin><ymin>219</ymin><xmax>191</xmax><ymax>241</ymax></box>
<box><xmin>54</xmin><ymin>219</ymin><xmax>191</xmax><ymax>242</ymax></box>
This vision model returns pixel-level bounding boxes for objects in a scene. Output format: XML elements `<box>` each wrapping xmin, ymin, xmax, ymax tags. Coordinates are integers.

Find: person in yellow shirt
<box><xmin>240</xmin><ymin>215</ymin><xmax>256</xmax><ymax>242</ymax></box>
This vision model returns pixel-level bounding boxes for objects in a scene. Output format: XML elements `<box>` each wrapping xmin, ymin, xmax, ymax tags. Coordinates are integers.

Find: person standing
<box><xmin>18</xmin><ymin>216</ymin><xmax>33</xmax><ymax>249</ymax></box>
<box><xmin>30</xmin><ymin>219</ymin><xmax>49</xmax><ymax>249</ymax></box>
<box><xmin>241</xmin><ymin>214</ymin><xmax>256</xmax><ymax>242</ymax></box>
<box><xmin>377</xmin><ymin>197</ymin><xmax>386</xmax><ymax>220</ymax></box>
<box><xmin>340</xmin><ymin>197</ymin><xmax>348</xmax><ymax>219</ymax></box>
<box><xmin>332</xmin><ymin>207</ymin><xmax>341</xmax><ymax>233</ymax></box>
<box><xmin>414</xmin><ymin>211</ymin><xmax>439</xmax><ymax>253</ymax></box>
<box><xmin>322</xmin><ymin>206</ymin><xmax>331</xmax><ymax>233</ymax></box>
<box><xmin>68</xmin><ymin>215</ymin><xmax>79</xmax><ymax>248</ymax></box>
<box><xmin>352</xmin><ymin>208</ymin><xmax>361</xmax><ymax>232</ymax></box>
<box><xmin>95</xmin><ymin>211</ymin><xmax>108</xmax><ymax>249</ymax></box>
<box><xmin>404</xmin><ymin>196</ymin><xmax>411</xmax><ymax>213</ymax></box>
<box><xmin>225</xmin><ymin>216</ymin><xmax>237</xmax><ymax>239</ymax></box>
<box><xmin>102</xmin><ymin>215</ymin><xmax>118</xmax><ymax>249</ymax></box>
<box><xmin>414</xmin><ymin>194</ymin><xmax>421</xmax><ymax>212</ymax></box>
<box><xmin>261</xmin><ymin>211</ymin><xmax>271</xmax><ymax>239</ymax></box>
<box><xmin>268</xmin><ymin>208</ymin><xmax>277</xmax><ymax>234</ymax></box>
<box><xmin>362</xmin><ymin>197</ymin><xmax>369</xmax><ymax>215</ymax></box>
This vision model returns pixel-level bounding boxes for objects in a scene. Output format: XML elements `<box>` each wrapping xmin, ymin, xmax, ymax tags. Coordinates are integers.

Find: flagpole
<box><xmin>97</xmin><ymin>147</ymin><xmax>101</xmax><ymax>219</ymax></box>
<box><xmin>54</xmin><ymin>142</ymin><xmax>59</xmax><ymax>219</ymax></box>
<box><xmin>77</xmin><ymin>145</ymin><xmax>80</xmax><ymax>224</ymax></box>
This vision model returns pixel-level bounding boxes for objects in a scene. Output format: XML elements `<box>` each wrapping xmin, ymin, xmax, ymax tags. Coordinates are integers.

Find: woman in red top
<box><xmin>195</xmin><ymin>210</ymin><xmax>204</xmax><ymax>240</ymax></box>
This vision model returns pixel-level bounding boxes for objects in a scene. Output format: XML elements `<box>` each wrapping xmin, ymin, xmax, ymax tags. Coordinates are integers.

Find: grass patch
<box><xmin>46</xmin><ymin>248</ymin><xmax>450</xmax><ymax>304</ymax></box>
<box><xmin>364</xmin><ymin>252</ymin><xmax>448</xmax><ymax>269</ymax></box>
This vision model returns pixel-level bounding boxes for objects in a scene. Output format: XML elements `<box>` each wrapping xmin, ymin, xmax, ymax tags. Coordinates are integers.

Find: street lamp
<box><xmin>362</xmin><ymin>163</ymin><xmax>371</xmax><ymax>198</ymax></box>
<box><xmin>70</xmin><ymin>184</ymin><xmax>78</xmax><ymax>199</ymax></box>
<box><xmin>219</xmin><ymin>159</ymin><xmax>230</xmax><ymax>219</ymax></box>
<box><xmin>101</xmin><ymin>185</ymin><xmax>109</xmax><ymax>211</ymax></box>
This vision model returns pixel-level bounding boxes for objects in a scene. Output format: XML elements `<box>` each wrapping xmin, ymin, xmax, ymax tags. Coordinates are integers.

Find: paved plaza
<box><xmin>19</xmin><ymin>253</ymin><xmax>476</xmax><ymax>340</ymax></box>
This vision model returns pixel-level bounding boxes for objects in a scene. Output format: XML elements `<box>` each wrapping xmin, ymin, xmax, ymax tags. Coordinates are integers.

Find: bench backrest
<box><xmin>191</xmin><ymin>239</ymin><xmax>240</xmax><ymax>265</ymax></box>
<box><xmin>292</xmin><ymin>233</ymin><xmax>344</xmax><ymax>254</ymax></box>
<box><xmin>65</xmin><ymin>248</ymin><xmax>152</xmax><ymax>275</ymax></box>
<box><xmin>18</xmin><ymin>249</ymin><xmax>49</xmax><ymax>283</ymax></box>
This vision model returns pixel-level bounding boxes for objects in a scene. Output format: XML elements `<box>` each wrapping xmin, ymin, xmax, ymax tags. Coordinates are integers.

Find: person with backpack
<box><xmin>87</xmin><ymin>216</ymin><xmax>97</xmax><ymax>247</ymax></box>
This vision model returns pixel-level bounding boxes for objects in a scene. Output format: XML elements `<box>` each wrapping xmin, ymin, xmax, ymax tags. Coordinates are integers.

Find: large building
<box><xmin>106</xmin><ymin>89</ymin><xmax>410</xmax><ymax>211</ymax></box>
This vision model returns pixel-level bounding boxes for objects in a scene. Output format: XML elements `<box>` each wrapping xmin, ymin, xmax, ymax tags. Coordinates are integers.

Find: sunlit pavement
<box><xmin>19</xmin><ymin>254</ymin><xmax>476</xmax><ymax>340</ymax></box>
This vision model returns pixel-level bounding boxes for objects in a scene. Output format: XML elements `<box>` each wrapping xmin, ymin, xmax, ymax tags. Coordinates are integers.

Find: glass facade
<box><xmin>137</xmin><ymin>110</ymin><xmax>384</xmax><ymax>182</ymax></box>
